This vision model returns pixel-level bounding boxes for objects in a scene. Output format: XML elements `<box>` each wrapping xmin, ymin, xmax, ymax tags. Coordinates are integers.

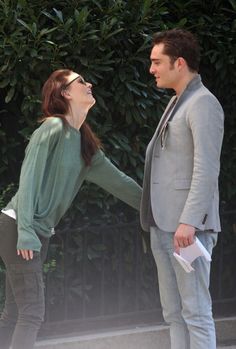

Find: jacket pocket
<box><xmin>174</xmin><ymin>179</ymin><xmax>191</xmax><ymax>189</ymax></box>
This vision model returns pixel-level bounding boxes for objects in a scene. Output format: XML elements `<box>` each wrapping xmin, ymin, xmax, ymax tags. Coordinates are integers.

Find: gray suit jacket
<box><xmin>140</xmin><ymin>75</ymin><xmax>224</xmax><ymax>233</ymax></box>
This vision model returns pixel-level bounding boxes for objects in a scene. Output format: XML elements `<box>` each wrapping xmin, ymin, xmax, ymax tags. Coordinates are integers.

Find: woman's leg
<box><xmin>0</xmin><ymin>275</ymin><xmax>18</xmax><ymax>349</ymax></box>
<box><xmin>0</xmin><ymin>213</ymin><xmax>49</xmax><ymax>349</ymax></box>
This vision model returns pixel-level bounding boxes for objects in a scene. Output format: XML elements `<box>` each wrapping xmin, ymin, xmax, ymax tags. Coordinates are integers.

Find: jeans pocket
<box><xmin>197</xmin><ymin>231</ymin><xmax>218</xmax><ymax>256</ymax></box>
<box><xmin>150</xmin><ymin>228</ymin><xmax>158</xmax><ymax>251</ymax></box>
<box><xmin>211</xmin><ymin>232</ymin><xmax>218</xmax><ymax>248</ymax></box>
<box><xmin>8</xmin><ymin>264</ymin><xmax>44</xmax><ymax>303</ymax></box>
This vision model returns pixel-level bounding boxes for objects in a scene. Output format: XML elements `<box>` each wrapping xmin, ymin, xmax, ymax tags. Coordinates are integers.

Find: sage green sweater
<box><xmin>5</xmin><ymin>117</ymin><xmax>142</xmax><ymax>251</ymax></box>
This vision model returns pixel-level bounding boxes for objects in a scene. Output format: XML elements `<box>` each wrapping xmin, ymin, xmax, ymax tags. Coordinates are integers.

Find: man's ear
<box><xmin>176</xmin><ymin>57</ymin><xmax>187</xmax><ymax>71</ymax></box>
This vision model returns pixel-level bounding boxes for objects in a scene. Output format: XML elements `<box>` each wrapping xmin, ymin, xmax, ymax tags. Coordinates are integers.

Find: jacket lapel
<box><xmin>147</xmin><ymin>95</ymin><xmax>177</xmax><ymax>152</ymax></box>
<box><xmin>146</xmin><ymin>75</ymin><xmax>202</xmax><ymax>158</ymax></box>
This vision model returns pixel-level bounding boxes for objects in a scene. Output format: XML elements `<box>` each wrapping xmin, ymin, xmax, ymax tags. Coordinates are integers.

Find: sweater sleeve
<box><xmin>86</xmin><ymin>150</ymin><xmax>142</xmax><ymax>210</ymax></box>
<box><xmin>16</xmin><ymin>119</ymin><xmax>64</xmax><ymax>251</ymax></box>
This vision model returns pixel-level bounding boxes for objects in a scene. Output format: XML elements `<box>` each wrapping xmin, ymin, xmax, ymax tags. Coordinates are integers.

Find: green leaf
<box><xmin>17</xmin><ymin>19</ymin><xmax>32</xmax><ymax>33</ymax></box>
<box><xmin>5</xmin><ymin>87</ymin><xmax>15</xmax><ymax>103</ymax></box>
<box><xmin>41</xmin><ymin>10</ymin><xmax>58</xmax><ymax>23</ymax></box>
<box><xmin>53</xmin><ymin>8</ymin><xmax>63</xmax><ymax>23</ymax></box>
<box><xmin>141</xmin><ymin>0</ymin><xmax>152</xmax><ymax>18</ymax></box>
<box><xmin>44</xmin><ymin>40</ymin><xmax>57</xmax><ymax>46</ymax></box>
<box><xmin>74</xmin><ymin>7</ymin><xmax>90</xmax><ymax>29</ymax></box>
<box><xmin>38</xmin><ymin>27</ymin><xmax>58</xmax><ymax>39</ymax></box>
<box><xmin>105</xmin><ymin>28</ymin><xmax>124</xmax><ymax>40</ymax></box>
<box><xmin>0</xmin><ymin>78</ymin><xmax>10</xmax><ymax>88</ymax></box>
<box><xmin>0</xmin><ymin>64</ymin><xmax>9</xmax><ymax>73</ymax></box>
<box><xmin>178</xmin><ymin>18</ymin><xmax>188</xmax><ymax>27</ymax></box>
<box><xmin>229</xmin><ymin>0</ymin><xmax>236</xmax><ymax>11</ymax></box>
<box><xmin>30</xmin><ymin>49</ymin><xmax>37</xmax><ymax>57</ymax></box>
<box><xmin>31</xmin><ymin>22</ymin><xmax>37</xmax><ymax>37</ymax></box>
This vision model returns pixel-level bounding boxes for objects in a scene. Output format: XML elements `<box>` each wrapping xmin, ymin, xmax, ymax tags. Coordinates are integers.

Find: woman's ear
<box><xmin>61</xmin><ymin>89</ymin><xmax>71</xmax><ymax>99</ymax></box>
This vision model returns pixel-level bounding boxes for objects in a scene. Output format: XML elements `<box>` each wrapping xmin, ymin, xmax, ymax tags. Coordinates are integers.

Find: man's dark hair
<box><xmin>153</xmin><ymin>28</ymin><xmax>200</xmax><ymax>72</ymax></box>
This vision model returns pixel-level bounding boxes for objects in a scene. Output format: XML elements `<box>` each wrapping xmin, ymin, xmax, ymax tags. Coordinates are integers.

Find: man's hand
<box><xmin>174</xmin><ymin>223</ymin><xmax>196</xmax><ymax>254</ymax></box>
<box><xmin>17</xmin><ymin>249</ymin><xmax>33</xmax><ymax>260</ymax></box>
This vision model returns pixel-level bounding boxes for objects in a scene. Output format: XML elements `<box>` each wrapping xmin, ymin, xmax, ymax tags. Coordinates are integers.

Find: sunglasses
<box><xmin>63</xmin><ymin>75</ymin><xmax>86</xmax><ymax>89</ymax></box>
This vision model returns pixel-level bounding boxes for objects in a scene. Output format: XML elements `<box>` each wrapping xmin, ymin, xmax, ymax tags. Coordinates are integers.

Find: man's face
<box><xmin>150</xmin><ymin>43</ymin><xmax>179</xmax><ymax>90</ymax></box>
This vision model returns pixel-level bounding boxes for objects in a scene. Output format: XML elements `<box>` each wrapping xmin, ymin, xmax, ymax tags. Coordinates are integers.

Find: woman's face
<box><xmin>64</xmin><ymin>72</ymin><xmax>95</xmax><ymax>109</ymax></box>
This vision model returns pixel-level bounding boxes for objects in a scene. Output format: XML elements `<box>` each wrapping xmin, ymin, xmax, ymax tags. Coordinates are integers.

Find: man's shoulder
<box><xmin>186</xmin><ymin>85</ymin><xmax>224</xmax><ymax>125</ymax></box>
<box><xmin>189</xmin><ymin>85</ymin><xmax>222</xmax><ymax>110</ymax></box>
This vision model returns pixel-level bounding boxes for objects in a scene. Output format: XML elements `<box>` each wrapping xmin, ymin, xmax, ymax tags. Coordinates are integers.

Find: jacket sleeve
<box><xmin>179</xmin><ymin>94</ymin><xmax>224</xmax><ymax>228</ymax></box>
<box><xmin>16</xmin><ymin>120</ymin><xmax>63</xmax><ymax>251</ymax></box>
<box><xmin>86</xmin><ymin>150</ymin><xmax>142</xmax><ymax>210</ymax></box>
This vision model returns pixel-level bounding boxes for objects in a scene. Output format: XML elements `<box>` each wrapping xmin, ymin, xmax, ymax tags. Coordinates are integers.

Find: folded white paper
<box><xmin>173</xmin><ymin>253</ymin><xmax>195</xmax><ymax>273</ymax></box>
<box><xmin>173</xmin><ymin>237</ymin><xmax>211</xmax><ymax>273</ymax></box>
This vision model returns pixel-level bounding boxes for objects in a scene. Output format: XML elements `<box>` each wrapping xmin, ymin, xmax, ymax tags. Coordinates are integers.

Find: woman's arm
<box><xmin>86</xmin><ymin>150</ymin><xmax>142</xmax><ymax>210</ymax></box>
<box><xmin>16</xmin><ymin>118</ymin><xmax>64</xmax><ymax>252</ymax></box>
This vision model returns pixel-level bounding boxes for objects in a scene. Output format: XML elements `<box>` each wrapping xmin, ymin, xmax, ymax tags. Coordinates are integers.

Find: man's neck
<box><xmin>174</xmin><ymin>72</ymin><xmax>198</xmax><ymax>97</ymax></box>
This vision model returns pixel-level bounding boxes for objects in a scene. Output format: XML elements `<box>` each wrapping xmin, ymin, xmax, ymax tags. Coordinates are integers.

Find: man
<box><xmin>140</xmin><ymin>29</ymin><xmax>224</xmax><ymax>349</ymax></box>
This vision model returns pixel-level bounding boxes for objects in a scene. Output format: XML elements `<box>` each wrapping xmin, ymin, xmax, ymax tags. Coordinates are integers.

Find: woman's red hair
<box><xmin>41</xmin><ymin>69</ymin><xmax>101</xmax><ymax>166</ymax></box>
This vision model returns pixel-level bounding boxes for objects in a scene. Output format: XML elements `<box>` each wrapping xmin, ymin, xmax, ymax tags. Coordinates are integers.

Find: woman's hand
<box><xmin>17</xmin><ymin>249</ymin><xmax>33</xmax><ymax>260</ymax></box>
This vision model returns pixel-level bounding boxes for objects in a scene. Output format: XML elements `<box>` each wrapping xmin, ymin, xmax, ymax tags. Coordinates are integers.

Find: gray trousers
<box><xmin>0</xmin><ymin>213</ymin><xmax>49</xmax><ymax>349</ymax></box>
<box><xmin>150</xmin><ymin>226</ymin><xmax>217</xmax><ymax>349</ymax></box>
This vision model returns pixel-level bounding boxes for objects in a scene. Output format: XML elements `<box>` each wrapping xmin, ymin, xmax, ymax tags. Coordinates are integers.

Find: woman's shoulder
<box><xmin>31</xmin><ymin>117</ymin><xmax>65</xmax><ymax>142</ymax></box>
<box><xmin>91</xmin><ymin>149</ymin><xmax>105</xmax><ymax>163</ymax></box>
<box><xmin>40</xmin><ymin>117</ymin><xmax>64</xmax><ymax>133</ymax></box>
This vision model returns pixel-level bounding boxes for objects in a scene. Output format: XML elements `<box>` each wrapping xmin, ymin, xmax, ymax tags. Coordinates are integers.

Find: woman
<box><xmin>0</xmin><ymin>69</ymin><xmax>142</xmax><ymax>349</ymax></box>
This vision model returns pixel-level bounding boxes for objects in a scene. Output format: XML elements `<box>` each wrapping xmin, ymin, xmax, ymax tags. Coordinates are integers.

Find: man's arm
<box><xmin>174</xmin><ymin>94</ymin><xmax>224</xmax><ymax>250</ymax></box>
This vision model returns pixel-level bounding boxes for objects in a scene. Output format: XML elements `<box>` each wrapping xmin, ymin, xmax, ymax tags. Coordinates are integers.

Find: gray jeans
<box><xmin>150</xmin><ymin>226</ymin><xmax>218</xmax><ymax>349</ymax></box>
<box><xmin>0</xmin><ymin>213</ymin><xmax>49</xmax><ymax>349</ymax></box>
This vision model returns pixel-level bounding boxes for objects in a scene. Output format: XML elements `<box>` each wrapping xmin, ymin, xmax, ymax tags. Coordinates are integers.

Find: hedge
<box><xmin>0</xmin><ymin>0</ymin><xmax>235</xmax><ymax>219</ymax></box>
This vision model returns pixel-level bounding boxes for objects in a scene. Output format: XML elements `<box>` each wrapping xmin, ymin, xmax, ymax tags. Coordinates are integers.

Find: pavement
<box><xmin>35</xmin><ymin>316</ymin><xmax>236</xmax><ymax>349</ymax></box>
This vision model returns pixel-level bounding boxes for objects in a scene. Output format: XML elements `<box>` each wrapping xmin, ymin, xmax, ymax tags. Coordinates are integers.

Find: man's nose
<box><xmin>149</xmin><ymin>63</ymin><xmax>155</xmax><ymax>75</ymax></box>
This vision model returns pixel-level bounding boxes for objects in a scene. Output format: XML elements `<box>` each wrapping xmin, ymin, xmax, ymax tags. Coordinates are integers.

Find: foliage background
<box><xmin>0</xmin><ymin>0</ymin><xmax>236</xmax><ymax>327</ymax></box>
<box><xmin>0</xmin><ymin>0</ymin><xmax>236</xmax><ymax>216</ymax></box>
